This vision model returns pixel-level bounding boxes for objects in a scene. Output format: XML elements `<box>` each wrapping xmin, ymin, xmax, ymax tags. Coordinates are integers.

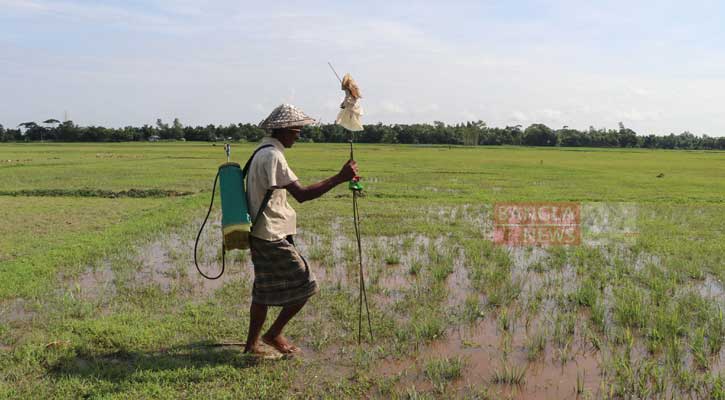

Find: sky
<box><xmin>2</xmin><ymin>0</ymin><xmax>725</xmax><ymax>136</ymax></box>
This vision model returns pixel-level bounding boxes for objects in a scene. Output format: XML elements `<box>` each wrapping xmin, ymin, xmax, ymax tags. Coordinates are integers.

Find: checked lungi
<box><xmin>249</xmin><ymin>235</ymin><xmax>319</xmax><ymax>306</ymax></box>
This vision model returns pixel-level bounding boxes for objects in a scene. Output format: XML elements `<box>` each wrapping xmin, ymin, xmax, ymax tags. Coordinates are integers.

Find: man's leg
<box><xmin>244</xmin><ymin>302</ymin><xmax>268</xmax><ymax>353</ymax></box>
<box><xmin>262</xmin><ymin>299</ymin><xmax>307</xmax><ymax>353</ymax></box>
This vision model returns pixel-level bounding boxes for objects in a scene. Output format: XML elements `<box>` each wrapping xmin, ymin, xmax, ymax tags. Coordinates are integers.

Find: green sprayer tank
<box><xmin>218</xmin><ymin>162</ymin><xmax>251</xmax><ymax>250</ymax></box>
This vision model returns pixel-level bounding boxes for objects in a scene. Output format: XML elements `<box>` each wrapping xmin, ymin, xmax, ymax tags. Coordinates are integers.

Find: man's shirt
<box><xmin>247</xmin><ymin>136</ymin><xmax>298</xmax><ymax>241</ymax></box>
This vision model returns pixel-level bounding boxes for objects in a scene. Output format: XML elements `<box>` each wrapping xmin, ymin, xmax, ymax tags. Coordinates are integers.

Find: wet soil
<box><xmin>133</xmin><ymin>234</ymin><xmax>248</xmax><ymax>294</ymax></box>
<box><xmin>0</xmin><ymin>298</ymin><xmax>36</xmax><ymax>324</ymax></box>
<box><xmin>373</xmin><ymin>316</ymin><xmax>602</xmax><ymax>399</ymax></box>
<box><xmin>67</xmin><ymin>216</ymin><xmax>249</xmax><ymax>299</ymax></box>
<box><xmin>51</xmin><ymin>207</ymin><xmax>724</xmax><ymax>398</ymax></box>
<box><xmin>71</xmin><ymin>262</ymin><xmax>116</xmax><ymax>300</ymax></box>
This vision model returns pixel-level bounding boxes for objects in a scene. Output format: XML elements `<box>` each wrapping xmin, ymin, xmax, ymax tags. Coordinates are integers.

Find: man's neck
<box><xmin>263</xmin><ymin>136</ymin><xmax>285</xmax><ymax>151</ymax></box>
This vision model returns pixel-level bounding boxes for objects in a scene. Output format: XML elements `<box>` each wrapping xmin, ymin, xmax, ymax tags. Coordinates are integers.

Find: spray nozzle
<box><xmin>349</xmin><ymin>175</ymin><xmax>363</xmax><ymax>192</ymax></box>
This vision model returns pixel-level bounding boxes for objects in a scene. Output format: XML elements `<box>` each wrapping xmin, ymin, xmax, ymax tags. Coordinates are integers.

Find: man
<box><xmin>244</xmin><ymin>104</ymin><xmax>358</xmax><ymax>355</ymax></box>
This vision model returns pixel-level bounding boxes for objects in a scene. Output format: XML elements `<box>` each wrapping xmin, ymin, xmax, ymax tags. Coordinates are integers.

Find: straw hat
<box><xmin>259</xmin><ymin>104</ymin><xmax>316</xmax><ymax>131</ymax></box>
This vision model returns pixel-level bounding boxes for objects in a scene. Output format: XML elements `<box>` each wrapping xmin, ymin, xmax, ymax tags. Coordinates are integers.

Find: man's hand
<box><xmin>286</xmin><ymin>160</ymin><xmax>360</xmax><ymax>204</ymax></box>
<box><xmin>338</xmin><ymin>159</ymin><xmax>358</xmax><ymax>181</ymax></box>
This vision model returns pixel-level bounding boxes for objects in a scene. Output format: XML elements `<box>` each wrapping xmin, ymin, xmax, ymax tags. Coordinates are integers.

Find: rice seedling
<box><xmin>528</xmin><ymin>261</ymin><xmax>548</xmax><ymax>273</ymax></box>
<box><xmin>651</xmin><ymin>304</ymin><xmax>687</xmax><ymax>340</ymax></box>
<box><xmin>526</xmin><ymin>288</ymin><xmax>544</xmax><ymax>315</ymax></box>
<box><xmin>556</xmin><ymin>338</ymin><xmax>573</xmax><ymax>365</ymax></box>
<box><xmin>576</xmin><ymin>370</ymin><xmax>586</xmax><ymax>395</ymax></box>
<box><xmin>525</xmin><ymin>329</ymin><xmax>547</xmax><ymax>361</ymax></box>
<box><xmin>401</xmin><ymin>386</ymin><xmax>435</xmax><ymax>400</ymax></box>
<box><xmin>430</xmin><ymin>261</ymin><xmax>454</xmax><ymax>283</ymax></box>
<box><xmin>674</xmin><ymin>368</ymin><xmax>697</xmax><ymax>395</ymax></box>
<box><xmin>612</xmin><ymin>283</ymin><xmax>649</xmax><ymax>329</ymax></box>
<box><xmin>690</xmin><ymin>327</ymin><xmax>709</xmax><ymax>370</ymax></box>
<box><xmin>572</xmin><ymin>277</ymin><xmax>599</xmax><ymax>308</ymax></box>
<box><xmin>622</xmin><ymin>328</ymin><xmax>635</xmax><ymax>361</ymax></box>
<box><xmin>461</xmin><ymin>293</ymin><xmax>484</xmax><ymax>324</ymax></box>
<box><xmin>408</xmin><ymin>260</ymin><xmax>424</xmax><ymax>276</ymax></box>
<box><xmin>307</xmin><ymin>243</ymin><xmax>326</xmax><ymax>262</ymax></box>
<box><xmin>375</xmin><ymin>375</ymin><xmax>401</xmax><ymax>398</ymax></box>
<box><xmin>707</xmin><ymin>307</ymin><xmax>724</xmax><ymax>356</ymax></box>
<box><xmin>424</xmin><ymin>356</ymin><xmax>464</xmax><ymax>384</ymax></box>
<box><xmin>501</xmin><ymin>332</ymin><xmax>513</xmax><ymax>360</ymax></box>
<box><xmin>547</xmin><ymin>246</ymin><xmax>569</xmax><ymax>271</ymax></box>
<box><xmin>491</xmin><ymin>364</ymin><xmax>527</xmax><ymax>385</ymax></box>
<box><xmin>401</xmin><ymin>236</ymin><xmax>416</xmax><ymax>252</ymax></box>
<box><xmin>412</xmin><ymin>311</ymin><xmax>446</xmax><ymax>343</ymax></box>
<box><xmin>711</xmin><ymin>374</ymin><xmax>725</xmax><ymax>400</ymax></box>
<box><xmin>553</xmin><ymin>312</ymin><xmax>576</xmax><ymax>348</ymax></box>
<box><xmin>583</xmin><ymin>326</ymin><xmax>602</xmax><ymax>351</ymax></box>
<box><xmin>486</xmin><ymin>278</ymin><xmax>522</xmax><ymax>308</ymax></box>
<box><xmin>645</xmin><ymin>327</ymin><xmax>664</xmax><ymax>354</ymax></box>
<box><xmin>385</xmin><ymin>252</ymin><xmax>401</xmax><ymax>265</ymax></box>
<box><xmin>665</xmin><ymin>336</ymin><xmax>684</xmax><ymax>370</ymax></box>
<box><xmin>497</xmin><ymin>308</ymin><xmax>511</xmax><ymax>332</ymax></box>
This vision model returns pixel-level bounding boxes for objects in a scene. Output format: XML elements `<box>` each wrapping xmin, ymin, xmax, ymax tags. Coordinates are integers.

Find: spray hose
<box><xmin>194</xmin><ymin>171</ymin><xmax>226</xmax><ymax>280</ymax></box>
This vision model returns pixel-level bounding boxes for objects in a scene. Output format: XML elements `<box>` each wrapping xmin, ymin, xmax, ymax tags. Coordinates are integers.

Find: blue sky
<box><xmin>2</xmin><ymin>0</ymin><xmax>724</xmax><ymax>136</ymax></box>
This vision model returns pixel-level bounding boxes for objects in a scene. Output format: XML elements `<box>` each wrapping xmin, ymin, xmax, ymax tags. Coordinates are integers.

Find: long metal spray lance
<box><xmin>349</xmin><ymin>138</ymin><xmax>373</xmax><ymax>345</ymax></box>
<box><xmin>329</xmin><ymin>61</ymin><xmax>373</xmax><ymax>344</ymax></box>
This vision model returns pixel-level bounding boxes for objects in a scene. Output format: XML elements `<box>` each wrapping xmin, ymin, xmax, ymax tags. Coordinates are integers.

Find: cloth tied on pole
<box><xmin>335</xmin><ymin>73</ymin><xmax>364</xmax><ymax>132</ymax></box>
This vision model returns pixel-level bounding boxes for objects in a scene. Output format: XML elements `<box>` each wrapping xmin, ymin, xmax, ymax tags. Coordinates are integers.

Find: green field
<box><xmin>1</xmin><ymin>142</ymin><xmax>723</xmax><ymax>399</ymax></box>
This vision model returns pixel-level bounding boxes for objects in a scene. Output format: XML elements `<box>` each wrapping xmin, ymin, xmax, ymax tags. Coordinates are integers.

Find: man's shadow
<box><xmin>48</xmin><ymin>341</ymin><xmax>266</xmax><ymax>395</ymax></box>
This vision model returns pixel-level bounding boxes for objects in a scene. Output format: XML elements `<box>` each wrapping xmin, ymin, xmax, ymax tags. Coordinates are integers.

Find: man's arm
<box><xmin>285</xmin><ymin>159</ymin><xmax>358</xmax><ymax>203</ymax></box>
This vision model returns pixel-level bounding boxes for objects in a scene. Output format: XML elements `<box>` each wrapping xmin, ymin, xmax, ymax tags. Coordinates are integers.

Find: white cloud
<box><xmin>511</xmin><ymin>111</ymin><xmax>528</xmax><ymax>123</ymax></box>
<box><xmin>538</xmin><ymin>109</ymin><xmax>564</xmax><ymax>122</ymax></box>
<box><xmin>615</xmin><ymin>109</ymin><xmax>662</xmax><ymax>122</ymax></box>
<box><xmin>630</xmin><ymin>87</ymin><xmax>650</xmax><ymax>96</ymax></box>
<box><xmin>0</xmin><ymin>0</ymin><xmax>48</xmax><ymax>11</ymax></box>
<box><xmin>379</xmin><ymin>101</ymin><xmax>405</xmax><ymax>115</ymax></box>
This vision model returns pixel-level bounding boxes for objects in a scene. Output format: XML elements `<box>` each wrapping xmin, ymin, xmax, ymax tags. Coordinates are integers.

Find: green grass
<box><xmin>525</xmin><ymin>329</ymin><xmax>547</xmax><ymax>361</ymax></box>
<box><xmin>1</xmin><ymin>142</ymin><xmax>724</xmax><ymax>398</ymax></box>
<box><xmin>491</xmin><ymin>363</ymin><xmax>527</xmax><ymax>385</ymax></box>
<box><xmin>424</xmin><ymin>356</ymin><xmax>464</xmax><ymax>384</ymax></box>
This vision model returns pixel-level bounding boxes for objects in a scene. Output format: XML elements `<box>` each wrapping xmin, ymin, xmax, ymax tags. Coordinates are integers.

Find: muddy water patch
<box><xmin>0</xmin><ymin>298</ymin><xmax>37</xmax><ymax>324</ymax></box>
<box><xmin>66</xmin><ymin>261</ymin><xmax>117</xmax><ymax>301</ymax></box>
<box><xmin>374</xmin><ymin>315</ymin><xmax>602</xmax><ymax>399</ymax></box>
<box><xmin>425</xmin><ymin>204</ymin><xmax>493</xmax><ymax>237</ymax></box>
<box><xmin>296</xmin><ymin>231</ymin><xmax>467</xmax><ymax>310</ymax></box>
<box><xmin>509</xmin><ymin>246</ymin><xmax>550</xmax><ymax>272</ymax></box>
<box><xmin>133</xmin><ymin>230</ymin><xmax>249</xmax><ymax>295</ymax></box>
<box><xmin>296</xmin><ymin>231</ymin><xmax>434</xmax><ymax>290</ymax></box>
<box><xmin>63</xmin><ymin>217</ymin><xmax>250</xmax><ymax>300</ymax></box>
<box><xmin>698</xmin><ymin>274</ymin><xmax>725</xmax><ymax>299</ymax></box>
<box><xmin>446</xmin><ymin>248</ymin><xmax>471</xmax><ymax>309</ymax></box>
<box><xmin>581</xmin><ymin>202</ymin><xmax>638</xmax><ymax>248</ymax></box>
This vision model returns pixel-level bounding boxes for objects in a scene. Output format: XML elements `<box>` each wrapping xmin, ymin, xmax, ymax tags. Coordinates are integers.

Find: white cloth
<box><xmin>247</xmin><ymin>137</ymin><xmax>299</xmax><ymax>241</ymax></box>
<box><xmin>336</xmin><ymin>94</ymin><xmax>364</xmax><ymax>132</ymax></box>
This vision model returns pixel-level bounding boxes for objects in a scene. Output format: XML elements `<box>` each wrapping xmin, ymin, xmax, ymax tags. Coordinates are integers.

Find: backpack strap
<box><xmin>243</xmin><ymin>144</ymin><xmax>275</xmax><ymax>233</ymax></box>
<box><xmin>253</xmin><ymin>189</ymin><xmax>273</xmax><ymax>229</ymax></box>
<box><xmin>242</xmin><ymin>144</ymin><xmax>274</xmax><ymax>177</ymax></box>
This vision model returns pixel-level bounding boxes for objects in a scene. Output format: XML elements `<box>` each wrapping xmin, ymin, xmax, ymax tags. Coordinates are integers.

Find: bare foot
<box><xmin>243</xmin><ymin>343</ymin><xmax>264</xmax><ymax>354</ymax></box>
<box><xmin>243</xmin><ymin>342</ymin><xmax>282</xmax><ymax>360</ymax></box>
<box><xmin>261</xmin><ymin>334</ymin><xmax>300</xmax><ymax>354</ymax></box>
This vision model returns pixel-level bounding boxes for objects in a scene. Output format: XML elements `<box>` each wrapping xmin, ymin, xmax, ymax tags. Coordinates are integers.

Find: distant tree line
<box><xmin>2</xmin><ymin>118</ymin><xmax>723</xmax><ymax>150</ymax></box>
